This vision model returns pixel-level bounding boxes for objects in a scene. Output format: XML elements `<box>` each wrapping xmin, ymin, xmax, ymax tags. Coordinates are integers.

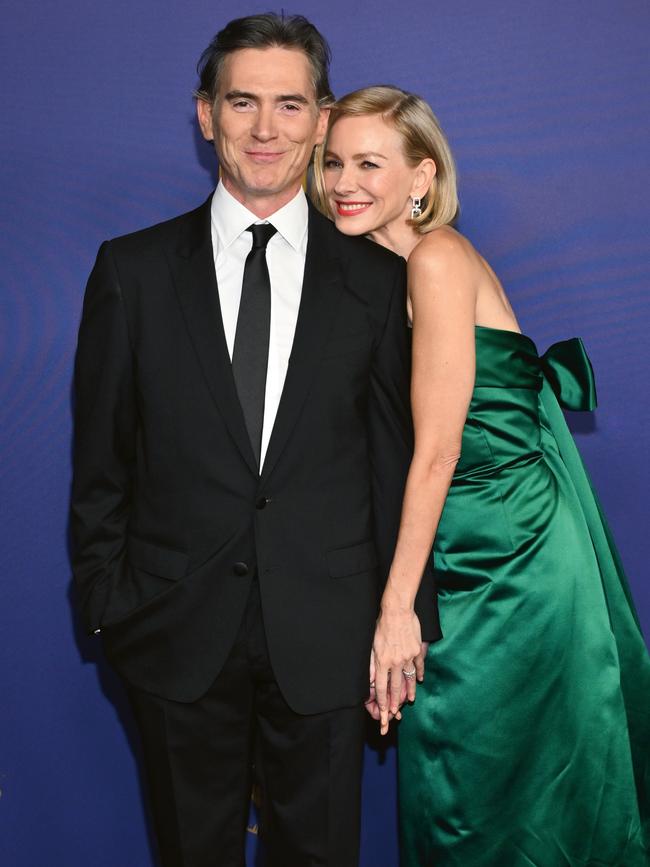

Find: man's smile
<box><xmin>244</xmin><ymin>150</ymin><xmax>287</xmax><ymax>163</ymax></box>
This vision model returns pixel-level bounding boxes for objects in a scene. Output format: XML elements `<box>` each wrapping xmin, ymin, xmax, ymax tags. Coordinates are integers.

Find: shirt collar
<box><xmin>211</xmin><ymin>181</ymin><xmax>308</xmax><ymax>253</ymax></box>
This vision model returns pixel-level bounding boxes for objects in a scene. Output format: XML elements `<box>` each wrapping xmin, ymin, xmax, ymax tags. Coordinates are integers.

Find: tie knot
<box><xmin>248</xmin><ymin>223</ymin><xmax>277</xmax><ymax>250</ymax></box>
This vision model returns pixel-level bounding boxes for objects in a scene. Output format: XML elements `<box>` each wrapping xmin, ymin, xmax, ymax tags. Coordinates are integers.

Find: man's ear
<box><xmin>196</xmin><ymin>98</ymin><xmax>215</xmax><ymax>143</ymax></box>
<box><xmin>314</xmin><ymin>105</ymin><xmax>331</xmax><ymax>146</ymax></box>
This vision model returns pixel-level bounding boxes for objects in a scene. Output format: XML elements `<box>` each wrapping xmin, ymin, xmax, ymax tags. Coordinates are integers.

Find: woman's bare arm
<box><xmin>372</xmin><ymin>228</ymin><xmax>479</xmax><ymax>733</ymax></box>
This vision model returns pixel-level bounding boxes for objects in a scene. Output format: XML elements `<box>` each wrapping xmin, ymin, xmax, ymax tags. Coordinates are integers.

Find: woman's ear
<box><xmin>411</xmin><ymin>158</ymin><xmax>436</xmax><ymax>198</ymax></box>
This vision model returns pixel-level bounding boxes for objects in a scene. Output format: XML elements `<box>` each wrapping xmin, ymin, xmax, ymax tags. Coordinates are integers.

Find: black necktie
<box><xmin>232</xmin><ymin>223</ymin><xmax>277</xmax><ymax>468</ymax></box>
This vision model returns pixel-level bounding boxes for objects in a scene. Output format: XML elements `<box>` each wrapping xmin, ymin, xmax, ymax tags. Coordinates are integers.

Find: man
<box><xmin>71</xmin><ymin>13</ymin><xmax>439</xmax><ymax>867</ymax></box>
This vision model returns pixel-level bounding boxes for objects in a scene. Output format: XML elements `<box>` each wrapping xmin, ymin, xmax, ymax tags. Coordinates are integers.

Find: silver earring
<box><xmin>411</xmin><ymin>196</ymin><xmax>422</xmax><ymax>220</ymax></box>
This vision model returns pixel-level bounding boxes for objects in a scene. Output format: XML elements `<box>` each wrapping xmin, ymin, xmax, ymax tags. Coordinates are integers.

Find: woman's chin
<box><xmin>333</xmin><ymin>217</ymin><xmax>372</xmax><ymax>236</ymax></box>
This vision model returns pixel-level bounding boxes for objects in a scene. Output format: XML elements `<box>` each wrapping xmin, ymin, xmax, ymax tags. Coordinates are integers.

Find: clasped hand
<box><xmin>365</xmin><ymin>606</ymin><xmax>427</xmax><ymax>735</ymax></box>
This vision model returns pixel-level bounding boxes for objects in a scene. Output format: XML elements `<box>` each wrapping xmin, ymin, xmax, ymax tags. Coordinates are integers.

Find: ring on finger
<box><xmin>402</xmin><ymin>667</ymin><xmax>417</xmax><ymax>678</ymax></box>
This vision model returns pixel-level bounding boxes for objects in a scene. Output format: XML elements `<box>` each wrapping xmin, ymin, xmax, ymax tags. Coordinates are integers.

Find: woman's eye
<box><xmin>361</xmin><ymin>160</ymin><xmax>379</xmax><ymax>169</ymax></box>
<box><xmin>324</xmin><ymin>159</ymin><xmax>342</xmax><ymax>169</ymax></box>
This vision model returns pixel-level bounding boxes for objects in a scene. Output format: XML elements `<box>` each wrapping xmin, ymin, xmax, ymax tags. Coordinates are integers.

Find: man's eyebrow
<box><xmin>224</xmin><ymin>90</ymin><xmax>310</xmax><ymax>105</ymax></box>
<box><xmin>224</xmin><ymin>90</ymin><xmax>257</xmax><ymax>102</ymax></box>
<box><xmin>277</xmin><ymin>93</ymin><xmax>309</xmax><ymax>104</ymax></box>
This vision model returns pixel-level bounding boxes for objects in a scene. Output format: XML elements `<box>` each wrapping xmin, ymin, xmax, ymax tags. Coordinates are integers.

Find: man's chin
<box><xmin>224</xmin><ymin>172</ymin><xmax>303</xmax><ymax>203</ymax></box>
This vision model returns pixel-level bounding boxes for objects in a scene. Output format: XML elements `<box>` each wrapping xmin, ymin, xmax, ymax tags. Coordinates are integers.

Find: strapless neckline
<box><xmin>475</xmin><ymin>324</ymin><xmax>523</xmax><ymax>336</ymax></box>
<box><xmin>474</xmin><ymin>324</ymin><xmax>535</xmax><ymax>345</ymax></box>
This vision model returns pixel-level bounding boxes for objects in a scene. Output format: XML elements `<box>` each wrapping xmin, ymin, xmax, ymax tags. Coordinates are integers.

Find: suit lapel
<box><xmin>260</xmin><ymin>206</ymin><xmax>344</xmax><ymax>484</ymax></box>
<box><xmin>167</xmin><ymin>197</ymin><xmax>258</xmax><ymax>475</ymax></box>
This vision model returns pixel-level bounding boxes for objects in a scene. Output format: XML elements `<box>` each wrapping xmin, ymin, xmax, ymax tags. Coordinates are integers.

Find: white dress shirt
<box><xmin>210</xmin><ymin>182</ymin><xmax>308</xmax><ymax>466</ymax></box>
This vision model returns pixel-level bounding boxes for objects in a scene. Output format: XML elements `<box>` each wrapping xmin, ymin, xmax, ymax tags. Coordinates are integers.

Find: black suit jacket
<box><xmin>71</xmin><ymin>196</ymin><xmax>440</xmax><ymax>713</ymax></box>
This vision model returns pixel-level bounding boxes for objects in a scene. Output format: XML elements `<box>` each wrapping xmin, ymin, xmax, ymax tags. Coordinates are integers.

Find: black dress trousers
<box><xmin>127</xmin><ymin>578</ymin><xmax>366</xmax><ymax>867</ymax></box>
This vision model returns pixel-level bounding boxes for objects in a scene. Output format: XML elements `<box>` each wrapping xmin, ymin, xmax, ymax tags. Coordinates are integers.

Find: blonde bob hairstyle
<box><xmin>312</xmin><ymin>85</ymin><xmax>459</xmax><ymax>233</ymax></box>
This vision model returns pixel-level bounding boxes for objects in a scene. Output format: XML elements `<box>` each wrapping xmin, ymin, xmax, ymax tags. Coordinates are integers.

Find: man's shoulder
<box><xmin>309</xmin><ymin>205</ymin><xmax>404</xmax><ymax>276</ymax></box>
<box><xmin>105</xmin><ymin>197</ymin><xmax>211</xmax><ymax>259</ymax></box>
<box><xmin>337</xmin><ymin>229</ymin><xmax>404</xmax><ymax>271</ymax></box>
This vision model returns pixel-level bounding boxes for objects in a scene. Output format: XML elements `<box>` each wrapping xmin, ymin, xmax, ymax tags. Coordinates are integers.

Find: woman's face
<box><xmin>322</xmin><ymin>114</ymin><xmax>418</xmax><ymax>237</ymax></box>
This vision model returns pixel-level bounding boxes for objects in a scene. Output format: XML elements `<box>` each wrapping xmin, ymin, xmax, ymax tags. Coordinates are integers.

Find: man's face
<box><xmin>197</xmin><ymin>46</ymin><xmax>329</xmax><ymax>213</ymax></box>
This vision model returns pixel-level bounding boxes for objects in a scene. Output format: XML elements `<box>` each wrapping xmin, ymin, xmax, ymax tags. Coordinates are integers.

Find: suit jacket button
<box><xmin>233</xmin><ymin>562</ymin><xmax>249</xmax><ymax>576</ymax></box>
<box><xmin>256</xmin><ymin>496</ymin><xmax>270</xmax><ymax>510</ymax></box>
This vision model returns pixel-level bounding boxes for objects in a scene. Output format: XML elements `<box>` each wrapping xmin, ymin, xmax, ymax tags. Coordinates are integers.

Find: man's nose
<box><xmin>251</xmin><ymin>104</ymin><xmax>278</xmax><ymax>141</ymax></box>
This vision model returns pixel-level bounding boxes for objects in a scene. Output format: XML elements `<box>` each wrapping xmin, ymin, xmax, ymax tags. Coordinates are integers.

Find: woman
<box><xmin>313</xmin><ymin>86</ymin><xmax>650</xmax><ymax>866</ymax></box>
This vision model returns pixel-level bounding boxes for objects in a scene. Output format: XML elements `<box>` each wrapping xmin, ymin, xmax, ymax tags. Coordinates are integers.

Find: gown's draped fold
<box><xmin>399</xmin><ymin>326</ymin><xmax>650</xmax><ymax>867</ymax></box>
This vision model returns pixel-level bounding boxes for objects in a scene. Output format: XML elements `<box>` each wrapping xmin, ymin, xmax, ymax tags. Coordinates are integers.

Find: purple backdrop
<box><xmin>1</xmin><ymin>2</ymin><xmax>648</xmax><ymax>865</ymax></box>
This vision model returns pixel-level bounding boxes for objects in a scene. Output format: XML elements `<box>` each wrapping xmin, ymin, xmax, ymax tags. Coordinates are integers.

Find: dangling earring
<box><xmin>410</xmin><ymin>196</ymin><xmax>422</xmax><ymax>220</ymax></box>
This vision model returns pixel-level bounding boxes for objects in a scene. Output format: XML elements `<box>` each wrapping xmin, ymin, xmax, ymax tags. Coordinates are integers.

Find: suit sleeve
<box><xmin>368</xmin><ymin>258</ymin><xmax>442</xmax><ymax>642</ymax></box>
<box><xmin>70</xmin><ymin>242</ymin><xmax>136</xmax><ymax>633</ymax></box>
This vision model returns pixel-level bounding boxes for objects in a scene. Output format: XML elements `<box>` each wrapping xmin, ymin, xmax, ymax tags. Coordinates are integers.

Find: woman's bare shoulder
<box><xmin>408</xmin><ymin>226</ymin><xmax>481</xmax><ymax>286</ymax></box>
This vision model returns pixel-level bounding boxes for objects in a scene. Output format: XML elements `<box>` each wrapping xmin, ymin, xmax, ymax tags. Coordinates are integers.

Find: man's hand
<box><xmin>364</xmin><ymin>655</ymin><xmax>408</xmax><ymax>724</ymax></box>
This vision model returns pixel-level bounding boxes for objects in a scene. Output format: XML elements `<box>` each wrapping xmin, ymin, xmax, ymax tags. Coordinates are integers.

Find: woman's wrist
<box><xmin>381</xmin><ymin>577</ymin><xmax>417</xmax><ymax>614</ymax></box>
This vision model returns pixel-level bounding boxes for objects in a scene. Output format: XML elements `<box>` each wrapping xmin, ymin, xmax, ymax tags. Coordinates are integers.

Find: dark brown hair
<box><xmin>195</xmin><ymin>13</ymin><xmax>333</xmax><ymax>106</ymax></box>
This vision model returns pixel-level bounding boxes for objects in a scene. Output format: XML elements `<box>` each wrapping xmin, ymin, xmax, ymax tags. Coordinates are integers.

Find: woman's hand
<box><xmin>372</xmin><ymin>597</ymin><xmax>424</xmax><ymax>735</ymax></box>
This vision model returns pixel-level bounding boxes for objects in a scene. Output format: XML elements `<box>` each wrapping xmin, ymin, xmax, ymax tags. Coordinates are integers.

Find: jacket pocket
<box><xmin>127</xmin><ymin>536</ymin><xmax>190</xmax><ymax>581</ymax></box>
<box><xmin>327</xmin><ymin>540</ymin><xmax>378</xmax><ymax>578</ymax></box>
<box><xmin>322</xmin><ymin>331</ymin><xmax>370</xmax><ymax>359</ymax></box>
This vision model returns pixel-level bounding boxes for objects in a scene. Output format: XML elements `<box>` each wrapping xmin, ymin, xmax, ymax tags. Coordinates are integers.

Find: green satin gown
<box><xmin>399</xmin><ymin>326</ymin><xmax>650</xmax><ymax>866</ymax></box>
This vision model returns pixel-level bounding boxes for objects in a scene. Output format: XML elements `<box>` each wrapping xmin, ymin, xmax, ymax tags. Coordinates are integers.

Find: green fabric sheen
<box><xmin>399</xmin><ymin>326</ymin><xmax>650</xmax><ymax>867</ymax></box>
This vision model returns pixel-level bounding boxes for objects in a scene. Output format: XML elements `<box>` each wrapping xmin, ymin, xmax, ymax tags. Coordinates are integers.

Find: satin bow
<box><xmin>540</xmin><ymin>338</ymin><xmax>597</xmax><ymax>411</ymax></box>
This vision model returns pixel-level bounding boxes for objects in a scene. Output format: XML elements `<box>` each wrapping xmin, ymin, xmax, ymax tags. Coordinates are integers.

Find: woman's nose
<box><xmin>332</xmin><ymin>166</ymin><xmax>358</xmax><ymax>195</ymax></box>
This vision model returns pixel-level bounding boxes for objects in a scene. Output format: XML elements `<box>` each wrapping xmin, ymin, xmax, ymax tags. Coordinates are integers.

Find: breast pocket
<box><xmin>322</xmin><ymin>331</ymin><xmax>371</xmax><ymax>359</ymax></box>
